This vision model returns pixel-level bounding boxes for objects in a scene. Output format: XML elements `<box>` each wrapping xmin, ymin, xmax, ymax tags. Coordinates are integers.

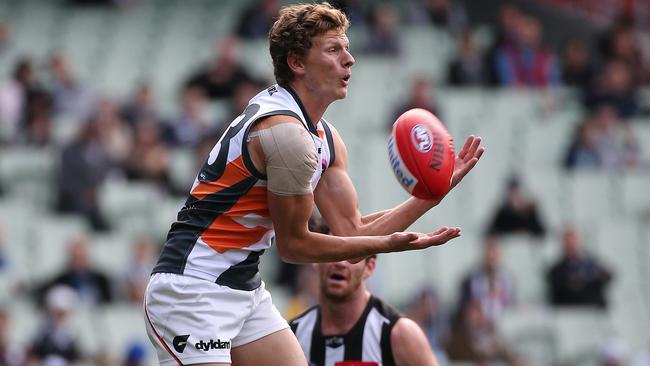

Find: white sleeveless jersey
<box><xmin>290</xmin><ymin>296</ymin><xmax>402</xmax><ymax>366</ymax></box>
<box><xmin>153</xmin><ymin>85</ymin><xmax>336</xmax><ymax>290</ymax></box>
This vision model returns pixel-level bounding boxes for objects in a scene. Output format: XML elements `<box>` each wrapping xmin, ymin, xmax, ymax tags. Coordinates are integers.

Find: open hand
<box><xmin>390</xmin><ymin>226</ymin><xmax>461</xmax><ymax>252</ymax></box>
<box><xmin>450</xmin><ymin>135</ymin><xmax>485</xmax><ymax>189</ymax></box>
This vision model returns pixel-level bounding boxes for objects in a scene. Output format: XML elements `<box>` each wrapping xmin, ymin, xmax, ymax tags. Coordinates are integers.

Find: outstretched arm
<box><xmin>252</xmin><ymin>115</ymin><xmax>460</xmax><ymax>263</ymax></box>
<box><xmin>315</xmin><ymin>125</ymin><xmax>483</xmax><ymax>237</ymax></box>
<box><xmin>268</xmin><ymin>191</ymin><xmax>460</xmax><ymax>263</ymax></box>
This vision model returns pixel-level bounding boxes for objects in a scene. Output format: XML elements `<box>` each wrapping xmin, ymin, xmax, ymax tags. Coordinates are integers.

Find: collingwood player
<box><xmin>291</xmin><ymin>218</ymin><xmax>438</xmax><ymax>366</ymax></box>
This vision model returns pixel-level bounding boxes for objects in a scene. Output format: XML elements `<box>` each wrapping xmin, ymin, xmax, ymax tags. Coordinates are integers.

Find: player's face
<box><xmin>318</xmin><ymin>258</ymin><xmax>372</xmax><ymax>302</ymax></box>
<box><xmin>302</xmin><ymin>31</ymin><xmax>354</xmax><ymax>101</ymax></box>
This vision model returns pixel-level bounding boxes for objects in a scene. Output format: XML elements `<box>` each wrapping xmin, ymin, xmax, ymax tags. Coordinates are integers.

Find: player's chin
<box><xmin>336</xmin><ymin>86</ymin><xmax>349</xmax><ymax>99</ymax></box>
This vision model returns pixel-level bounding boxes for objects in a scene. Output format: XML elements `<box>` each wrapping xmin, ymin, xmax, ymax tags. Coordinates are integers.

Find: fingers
<box><xmin>464</xmin><ymin>136</ymin><xmax>482</xmax><ymax>162</ymax></box>
<box><xmin>431</xmin><ymin>226</ymin><xmax>449</xmax><ymax>235</ymax></box>
<box><xmin>457</xmin><ymin>135</ymin><xmax>474</xmax><ymax>160</ymax></box>
<box><xmin>457</xmin><ymin>135</ymin><xmax>483</xmax><ymax>163</ymax></box>
<box><xmin>411</xmin><ymin>227</ymin><xmax>461</xmax><ymax>247</ymax></box>
<box><xmin>475</xmin><ymin>146</ymin><xmax>485</xmax><ymax>160</ymax></box>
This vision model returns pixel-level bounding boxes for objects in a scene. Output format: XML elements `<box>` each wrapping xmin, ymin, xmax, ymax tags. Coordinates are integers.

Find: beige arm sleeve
<box><xmin>256</xmin><ymin>122</ymin><xmax>318</xmax><ymax>196</ymax></box>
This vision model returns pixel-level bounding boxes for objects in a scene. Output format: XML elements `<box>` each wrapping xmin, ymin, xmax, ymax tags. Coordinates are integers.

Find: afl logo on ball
<box><xmin>411</xmin><ymin>125</ymin><xmax>433</xmax><ymax>153</ymax></box>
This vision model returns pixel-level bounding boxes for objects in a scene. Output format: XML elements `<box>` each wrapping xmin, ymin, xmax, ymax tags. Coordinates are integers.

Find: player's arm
<box><xmin>315</xmin><ymin>124</ymin><xmax>483</xmax><ymax>237</ymax></box>
<box><xmin>391</xmin><ymin>318</ymin><xmax>439</xmax><ymax>366</ymax></box>
<box><xmin>252</xmin><ymin>116</ymin><xmax>460</xmax><ymax>263</ymax></box>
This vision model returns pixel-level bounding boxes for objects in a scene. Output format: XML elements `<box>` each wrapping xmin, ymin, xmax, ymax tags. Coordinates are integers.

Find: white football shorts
<box><xmin>143</xmin><ymin>273</ymin><xmax>289</xmax><ymax>365</ymax></box>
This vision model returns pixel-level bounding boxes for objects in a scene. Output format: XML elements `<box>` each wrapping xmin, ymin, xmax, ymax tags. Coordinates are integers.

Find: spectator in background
<box><xmin>236</xmin><ymin>0</ymin><xmax>281</xmax><ymax>39</ymax></box>
<box><xmin>565</xmin><ymin>106</ymin><xmax>641</xmax><ymax>170</ymax></box>
<box><xmin>94</xmin><ymin>97</ymin><xmax>132</xmax><ymax>167</ymax></box>
<box><xmin>487</xmin><ymin>176</ymin><xmax>546</xmax><ymax>238</ymax></box>
<box><xmin>20</xmin><ymin>88</ymin><xmax>53</xmax><ymax>147</ymax></box>
<box><xmin>546</xmin><ymin>225</ymin><xmax>612</xmax><ymax>308</ymax></box>
<box><xmin>328</xmin><ymin>0</ymin><xmax>368</xmax><ymax>25</ymax></box>
<box><xmin>124</xmin><ymin>119</ymin><xmax>174</xmax><ymax>193</ymax></box>
<box><xmin>121</xmin><ymin>82</ymin><xmax>160</xmax><ymax>127</ymax></box>
<box><xmin>0</xmin><ymin>59</ymin><xmax>35</xmax><ymax>142</ymax></box>
<box><xmin>165</xmin><ymin>85</ymin><xmax>210</xmax><ymax>148</ymax></box>
<box><xmin>185</xmin><ymin>36</ymin><xmax>254</xmax><ymax>100</ymax></box>
<box><xmin>47</xmin><ymin>52</ymin><xmax>94</xmax><ymax>121</ymax></box>
<box><xmin>28</xmin><ymin>285</ymin><xmax>82</xmax><ymax>365</ymax></box>
<box><xmin>485</xmin><ymin>3</ymin><xmax>524</xmax><ymax>86</ymax></box>
<box><xmin>122</xmin><ymin>342</ymin><xmax>147</xmax><ymax>366</ymax></box>
<box><xmin>446</xmin><ymin>299</ymin><xmax>516</xmax><ymax>364</ymax></box>
<box><xmin>123</xmin><ymin>236</ymin><xmax>157</xmax><ymax>304</ymax></box>
<box><xmin>584</xmin><ymin>59</ymin><xmax>638</xmax><ymax>118</ymax></box>
<box><xmin>407</xmin><ymin>0</ymin><xmax>467</xmax><ymax>32</ymax></box>
<box><xmin>458</xmin><ymin>236</ymin><xmax>515</xmax><ymax>322</ymax></box>
<box><xmin>388</xmin><ymin>76</ymin><xmax>440</xmax><ymax>131</ymax></box>
<box><xmin>56</xmin><ymin>121</ymin><xmax>112</xmax><ymax>231</ymax></box>
<box><xmin>217</xmin><ymin>78</ymin><xmax>264</xmax><ymax>137</ymax></box>
<box><xmin>494</xmin><ymin>14</ymin><xmax>561</xmax><ymax>87</ymax></box>
<box><xmin>0</xmin><ymin>307</ymin><xmax>27</xmax><ymax>366</ymax></box>
<box><xmin>448</xmin><ymin>30</ymin><xmax>488</xmax><ymax>86</ymax></box>
<box><xmin>0</xmin><ymin>21</ymin><xmax>11</xmax><ymax>56</ymax></box>
<box><xmin>600</xmin><ymin>18</ymin><xmax>650</xmax><ymax>86</ymax></box>
<box><xmin>565</xmin><ymin>119</ymin><xmax>602</xmax><ymax>169</ymax></box>
<box><xmin>36</xmin><ymin>236</ymin><xmax>113</xmax><ymax>307</ymax></box>
<box><xmin>363</xmin><ymin>3</ymin><xmax>401</xmax><ymax>57</ymax></box>
<box><xmin>561</xmin><ymin>38</ymin><xmax>597</xmax><ymax>89</ymax></box>
<box><xmin>405</xmin><ymin>287</ymin><xmax>450</xmax><ymax>364</ymax></box>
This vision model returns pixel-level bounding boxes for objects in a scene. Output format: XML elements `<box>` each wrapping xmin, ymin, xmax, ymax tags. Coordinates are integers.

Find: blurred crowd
<box><xmin>0</xmin><ymin>0</ymin><xmax>649</xmax><ymax>365</ymax></box>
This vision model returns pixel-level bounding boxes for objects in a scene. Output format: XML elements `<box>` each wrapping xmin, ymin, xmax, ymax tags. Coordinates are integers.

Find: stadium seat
<box><xmin>30</xmin><ymin>214</ymin><xmax>90</xmax><ymax>282</ymax></box>
<box><xmin>101</xmin><ymin>304</ymin><xmax>157</xmax><ymax>365</ymax></box>
<box><xmin>89</xmin><ymin>232</ymin><xmax>133</xmax><ymax>278</ymax></box>
<box><xmin>0</xmin><ymin>146</ymin><xmax>58</xmax><ymax>209</ymax></box>
<box><xmin>499</xmin><ymin>235</ymin><xmax>546</xmax><ymax>305</ymax></box>
<box><xmin>496</xmin><ymin>307</ymin><xmax>554</xmax><ymax>366</ymax></box>
<box><xmin>5</xmin><ymin>299</ymin><xmax>41</xmax><ymax>349</ymax></box>
<box><xmin>551</xmin><ymin>308</ymin><xmax>612</xmax><ymax>366</ymax></box>
<box><xmin>98</xmin><ymin>179</ymin><xmax>161</xmax><ymax>232</ymax></box>
<box><xmin>617</xmin><ymin>172</ymin><xmax>650</xmax><ymax>217</ymax></box>
<box><xmin>565</xmin><ymin>171</ymin><xmax>615</xmax><ymax>226</ymax></box>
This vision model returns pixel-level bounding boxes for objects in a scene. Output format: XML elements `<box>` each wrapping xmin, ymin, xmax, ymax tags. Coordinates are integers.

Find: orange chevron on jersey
<box><xmin>191</xmin><ymin>155</ymin><xmax>251</xmax><ymax>200</ymax></box>
<box><xmin>152</xmin><ymin>84</ymin><xmax>336</xmax><ymax>291</ymax></box>
<box><xmin>201</xmin><ymin>186</ymin><xmax>270</xmax><ymax>253</ymax></box>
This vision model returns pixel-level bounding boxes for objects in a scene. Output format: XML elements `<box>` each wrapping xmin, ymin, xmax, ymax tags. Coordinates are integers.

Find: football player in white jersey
<box><xmin>144</xmin><ymin>3</ymin><xmax>483</xmax><ymax>366</ymax></box>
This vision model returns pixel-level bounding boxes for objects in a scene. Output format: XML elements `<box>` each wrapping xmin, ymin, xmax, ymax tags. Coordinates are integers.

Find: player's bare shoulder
<box><xmin>321</xmin><ymin>121</ymin><xmax>349</xmax><ymax>169</ymax></box>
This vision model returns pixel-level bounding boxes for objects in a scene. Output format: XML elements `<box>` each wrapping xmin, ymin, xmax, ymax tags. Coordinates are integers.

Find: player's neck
<box><xmin>288</xmin><ymin>81</ymin><xmax>330</xmax><ymax>129</ymax></box>
<box><xmin>320</xmin><ymin>289</ymin><xmax>371</xmax><ymax>335</ymax></box>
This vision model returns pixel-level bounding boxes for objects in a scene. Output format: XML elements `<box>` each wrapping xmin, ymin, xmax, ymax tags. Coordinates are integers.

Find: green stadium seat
<box><xmin>98</xmin><ymin>179</ymin><xmax>160</xmax><ymax>231</ymax></box>
<box><xmin>551</xmin><ymin>308</ymin><xmax>611</xmax><ymax>365</ymax></box>
<box><xmin>495</xmin><ymin>307</ymin><xmax>554</xmax><ymax>366</ymax></box>
<box><xmin>30</xmin><ymin>214</ymin><xmax>89</xmax><ymax>282</ymax></box>
<box><xmin>565</xmin><ymin>171</ymin><xmax>615</xmax><ymax>226</ymax></box>
<box><xmin>101</xmin><ymin>304</ymin><xmax>157</xmax><ymax>365</ymax></box>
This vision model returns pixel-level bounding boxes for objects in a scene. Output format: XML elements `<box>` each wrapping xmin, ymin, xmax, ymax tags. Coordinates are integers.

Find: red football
<box><xmin>388</xmin><ymin>108</ymin><xmax>455</xmax><ymax>200</ymax></box>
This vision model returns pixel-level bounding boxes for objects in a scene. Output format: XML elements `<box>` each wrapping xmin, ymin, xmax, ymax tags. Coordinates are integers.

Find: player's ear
<box><xmin>287</xmin><ymin>53</ymin><xmax>306</xmax><ymax>77</ymax></box>
<box><xmin>363</xmin><ymin>256</ymin><xmax>376</xmax><ymax>279</ymax></box>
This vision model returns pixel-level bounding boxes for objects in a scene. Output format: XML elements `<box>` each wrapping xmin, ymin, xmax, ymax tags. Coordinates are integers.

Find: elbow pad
<box><xmin>257</xmin><ymin>122</ymin><xmax>318</xmax><ymax>196</ymax></box>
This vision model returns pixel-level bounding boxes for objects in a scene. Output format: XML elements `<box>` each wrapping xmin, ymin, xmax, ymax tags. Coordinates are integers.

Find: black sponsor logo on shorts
<box><xmin>195</xmin><ymin>338</ymin><xmax>231</xmax><ymax>351</ymax></box>
<box><xmin>173</xmin><ymin>334</ymin><xmax>190</xmax><ymax>353</ymax></box>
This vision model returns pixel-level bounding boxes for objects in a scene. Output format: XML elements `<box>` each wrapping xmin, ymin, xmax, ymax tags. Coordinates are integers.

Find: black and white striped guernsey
<box><xmin>290</xmin><ymin>296</ymin><xmax>402</xmax><ymax>366</ymax></box>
